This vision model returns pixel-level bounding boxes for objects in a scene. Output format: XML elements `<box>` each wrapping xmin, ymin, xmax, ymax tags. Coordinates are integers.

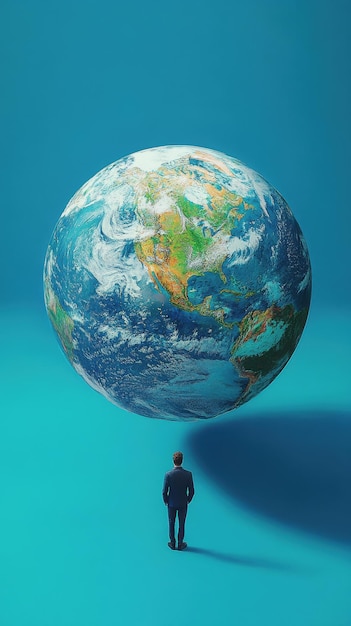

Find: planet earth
<box><xmin>44</xmin><ymin>146</ymin><xmax>312</xmax><ymax>421</ymax></box>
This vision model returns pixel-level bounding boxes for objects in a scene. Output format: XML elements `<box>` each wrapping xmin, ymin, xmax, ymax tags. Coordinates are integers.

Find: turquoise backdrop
<box><xmin>1</xmin><ymin>1</ymin><xmax>350</xmax><ymax>625</ymax></box>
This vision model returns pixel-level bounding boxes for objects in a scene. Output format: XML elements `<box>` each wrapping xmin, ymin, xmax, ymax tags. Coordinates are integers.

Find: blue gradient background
<box><xmin>1</xmin><ymin>1</ymin><xmax>350</xmax><ymax>625</ymax></box>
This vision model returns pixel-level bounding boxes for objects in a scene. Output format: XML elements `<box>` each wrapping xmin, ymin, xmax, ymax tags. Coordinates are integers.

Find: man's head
<box><xmin>173</xmin><ymin>451</ymin><xmax>183</xmax><ymax>466</ymax></box>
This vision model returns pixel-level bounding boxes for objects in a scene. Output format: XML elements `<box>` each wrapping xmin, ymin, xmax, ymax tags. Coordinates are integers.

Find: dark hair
<box><xmin>173</xmin><ymin>451</ymin><xmax>183</xmax><ymax>466</ymax></box>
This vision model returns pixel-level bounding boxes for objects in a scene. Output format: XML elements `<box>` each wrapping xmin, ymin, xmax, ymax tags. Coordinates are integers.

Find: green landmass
<box><xmin>134</xmin><ymin>166</ymin><xmax>252</xmax><ymax>326</ymax></box>
<box><xmin>46</xmin><ymin>289</ymin><xmax>75</xmax><ymax>362</ymax></box>
<box><xmin>231</xmin><ymin>304</ymin><xmax>309</xmax><ymax>379</ymax></box>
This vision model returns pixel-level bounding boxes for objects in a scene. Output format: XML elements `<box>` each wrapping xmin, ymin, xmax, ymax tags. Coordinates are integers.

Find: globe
<box><xmin>44</xmin><ymin>146</ymin><xmax>311</xmax><ymax>421</ymax></box>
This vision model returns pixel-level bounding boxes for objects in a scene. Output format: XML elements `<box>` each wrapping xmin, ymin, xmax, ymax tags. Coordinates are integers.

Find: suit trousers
<box><xmin>168</xmin><ymin>504</ymin><xmax>188</xmax><ymax>544</ymax></box>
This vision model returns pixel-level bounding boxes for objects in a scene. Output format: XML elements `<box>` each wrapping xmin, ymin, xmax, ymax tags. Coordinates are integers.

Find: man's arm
<box><xmin>162</xmin><ymin>473</ymin><xmax>169</xmax><ymax>505</ymax></box>
<box><xmin>187</xmin><ymin>472</ymin><xmax>195</xmax><ymax>503</ymax></box>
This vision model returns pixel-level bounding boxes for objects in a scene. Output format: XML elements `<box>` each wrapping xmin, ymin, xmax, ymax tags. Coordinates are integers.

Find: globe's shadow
<box><xmin>188</xmin><ymin>410</ymin><xmax>351</xmax><ymax>546</ymax></box>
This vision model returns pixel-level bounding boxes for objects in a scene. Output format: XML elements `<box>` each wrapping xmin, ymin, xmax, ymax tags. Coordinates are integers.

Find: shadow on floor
<box><xmin>187</xmin><ymin>410</ymin><xmax>351</xmax><ymax>546</ymax></box>
<box><xmin>185</xmin><ymin>546</ymin><xmax>297</xmax><ymax>571</ymax></box>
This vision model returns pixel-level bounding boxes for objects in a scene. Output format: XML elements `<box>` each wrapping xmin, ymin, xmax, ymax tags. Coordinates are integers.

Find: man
<box><xmin>162</xmin><ymin>451</ymin><xmax>195</xmax><ymax>551</ymax></box>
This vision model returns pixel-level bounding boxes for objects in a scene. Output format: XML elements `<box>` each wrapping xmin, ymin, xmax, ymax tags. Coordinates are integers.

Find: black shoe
<box><xmin>178</xmin><ymin>542</ymin><xmax>187</xmax><ymax>551</ymax></box>
<box><xmin>168</xmin><ymin>541</ymin><xmax>176</xmax><ymax>550</ymax></box>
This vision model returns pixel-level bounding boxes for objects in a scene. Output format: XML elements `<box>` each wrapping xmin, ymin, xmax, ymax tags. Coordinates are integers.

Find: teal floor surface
<box><xmin>0</xmin><ymin>306</ymin><xmax>350</xmax><ymax>626</ymax></box>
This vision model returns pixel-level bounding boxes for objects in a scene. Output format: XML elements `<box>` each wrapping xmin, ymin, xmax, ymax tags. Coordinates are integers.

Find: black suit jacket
<box><xmin>163</xmin><ymin>466</ymin><xmax>195</xmax><ymax>508</ymax></box>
